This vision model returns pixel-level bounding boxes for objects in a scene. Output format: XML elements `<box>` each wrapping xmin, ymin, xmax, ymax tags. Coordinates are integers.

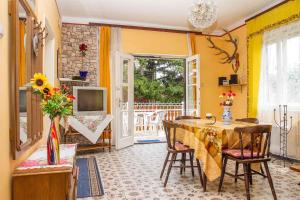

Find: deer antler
<box><xmin>223</xmin><ymin>29</ymin><xmax>238</xmax><ymax>61</ymax></box>
<box><xmin>207</xmin><ymin>37</ymin><xmax>231</xmax><ymax>64</ymax></box>
<box><xmin>206</xmin><ymin>29</ymin><xmax>240</xmax><ymax>73</ymax></box>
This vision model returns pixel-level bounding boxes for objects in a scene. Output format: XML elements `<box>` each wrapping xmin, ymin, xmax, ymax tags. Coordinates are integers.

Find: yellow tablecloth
<box><xmin>173</xmin><ymin>119</ymin><xmax>256</xmax><ymax>181</ymax></box>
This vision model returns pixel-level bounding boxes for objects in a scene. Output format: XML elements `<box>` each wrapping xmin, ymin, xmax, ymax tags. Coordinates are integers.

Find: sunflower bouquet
<box><xmin>30</xmin><ymin>73</ymin><xmax>75</xmax><ymax>120</ymax></box>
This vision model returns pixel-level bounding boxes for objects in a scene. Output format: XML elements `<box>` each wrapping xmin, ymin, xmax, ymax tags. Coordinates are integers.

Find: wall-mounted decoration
<box><xmin>32</xmin><ymin>20</ymin><xmax>48</xmax><ymax>56</ymax></box>
<box><xmin>206</xmin><ymin>29</ymin><xmax>240</xmax><ymax>73</ymax></box>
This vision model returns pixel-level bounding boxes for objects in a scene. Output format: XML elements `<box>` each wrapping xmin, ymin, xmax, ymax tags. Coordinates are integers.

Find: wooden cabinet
<box><xmin>12</xmin><ymin>144</ymin><xmax>77</xmax><ymax>200</ymax></box>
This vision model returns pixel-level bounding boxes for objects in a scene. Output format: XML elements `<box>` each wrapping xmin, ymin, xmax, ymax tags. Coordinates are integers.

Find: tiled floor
<box><xmin>78</xmin><ymin>143</ymin><xmax>300</xmax><ymax>200</ymax></box>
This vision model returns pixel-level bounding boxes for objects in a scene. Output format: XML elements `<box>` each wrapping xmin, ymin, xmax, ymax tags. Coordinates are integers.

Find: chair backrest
<box><xmin>175</xmin><ymin>116</ymin><xmax>201</xmax><ymax>120</ymax></box>
<box><xmin>162</xmin><ymin>120</ymin><xmax>179</xmax><ymax>150</ymax></box>
<box><xmin>157</xmin><ymin>110</ymin><xmax>165</xmax><ymax>120</ymax></box>
<box><xmin>235</xmin><ymin>118</ymin><xmax>259</xmax><ymax>124</ymax></box>
<box><xmin>234</xmin><ymin>125</ymin><xmax>272</xmax><ymax>159</ymax></box>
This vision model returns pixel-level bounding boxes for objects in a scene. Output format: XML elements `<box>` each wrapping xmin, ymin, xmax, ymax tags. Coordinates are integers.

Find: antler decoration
<box><xmin>206</xmin><ymin>29</ymin><xmax>240</xmax><ymax>73</ymax></box>
<box><xmin>32</xmin><ymin>20</ymin><xmax>48</xmax><ymax>56</ymax></box>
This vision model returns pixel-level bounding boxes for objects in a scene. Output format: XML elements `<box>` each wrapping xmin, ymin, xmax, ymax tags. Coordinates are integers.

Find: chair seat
<box><xmin>223</xmin><ymin>149</ymin><xmax>259</xmax><ymax>158</ymax></box>
<box><xmin>175</xmin><ymin>142</ymin><xmax>190</xmax><ymax>151</ymax></box>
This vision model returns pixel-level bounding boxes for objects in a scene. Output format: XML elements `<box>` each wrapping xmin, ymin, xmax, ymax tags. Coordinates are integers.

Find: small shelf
<box><xmin>219</xmin><ymin>83</ymin><xmax>247</xmax><ymax>92</ymax></box>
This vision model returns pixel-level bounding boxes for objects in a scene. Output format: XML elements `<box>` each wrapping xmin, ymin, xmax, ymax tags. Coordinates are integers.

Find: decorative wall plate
<box><xmin>32</xmin><ymin>33</ymin><xmax>39</xmax><ymax>56</ymax></box>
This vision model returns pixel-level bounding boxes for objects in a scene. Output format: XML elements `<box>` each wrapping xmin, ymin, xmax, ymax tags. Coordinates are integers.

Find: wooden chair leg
<box><xmin>164</xmin><ymin>153</ymin><xmax>176</xmax><ymax>187</ymax></box>
<box><xmin>183</xmin><ymin>153</ymin><xmax>186</xmax><ymax>173</ymax></box>
<box><xmin>243</xmin><ymin>163</ymin><xmax>251</xmax><ymax>200</ymax></box>
<box><xmin>218</xmin><ymin>157</ymin><xmax>228</xmax><ymax>193</ymax></box>
<box><xmin>203</xmin><ymin>172</ymin><xmax>207</xmax><ymax>192</ymax></box>
<box><xmin>263</xmin><ymin>161</ymin><xmax>277</xmax><ymax>200</ymax></box>
<box><xmin>235</xmin><ymin>162</ymin><xmax>239</xmax><ymax>183</ymax></box>
<box><xmin>196</xmin><ymin>159</ymin><xmax>204</xmax><ymax>187</ymax></box>
<box><xmin>189</xmin><ymin>152</ymin><xmax>195</xmax><ymax>177</ymax></box>
<box><xmin>160</xmin><ymin>152</ymin><xmax>170</xmax><ymax>179</ymax></box>
<box><xmin>247</xmin><ymin>164</ymin><xmax>253</xmax><ymax>185</ymax></box>
<box><xmin>180</xmin><ymin>153</ymin><xmax>184</xmax><ymax>175</ymax></box>
<box><xmin>260</xmin><ymin>163</ymin><xmax>265</xmax><ymax>177</ymax></box>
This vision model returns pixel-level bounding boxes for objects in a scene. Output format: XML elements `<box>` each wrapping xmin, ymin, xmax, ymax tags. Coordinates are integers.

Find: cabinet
<box><xmin>12</xmin><ymin>144</ymin><xmax>78</xmax><ymax>200</ymax></box>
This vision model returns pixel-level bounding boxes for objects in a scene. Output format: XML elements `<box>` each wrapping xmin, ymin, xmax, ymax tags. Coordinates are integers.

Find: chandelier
<box><xmin>188</xmin><ymin>0</ymin><xmax>218</xmax><ymax>30</ymax></box>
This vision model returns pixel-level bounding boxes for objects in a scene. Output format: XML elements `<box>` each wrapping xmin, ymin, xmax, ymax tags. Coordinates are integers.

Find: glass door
<box><xmin>186</xmin><ymin>55</ymin><xmax>200</xmax><ymax>116</ymax></box>
<box><xmin>115</xmin><ymin>53</ymin><xmax>134</xmax><ymax>149</ymax></box>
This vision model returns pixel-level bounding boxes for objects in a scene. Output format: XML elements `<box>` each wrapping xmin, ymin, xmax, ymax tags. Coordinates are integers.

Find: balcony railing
<box><xmin>134</xmin><ymin>102</ymin><xmax>184</xmax><ymax>136</ymax></box>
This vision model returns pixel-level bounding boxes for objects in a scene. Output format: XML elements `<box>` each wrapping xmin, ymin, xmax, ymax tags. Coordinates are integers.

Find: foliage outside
<box><xmin>134</xmin><ymin>57</ymin><xmax>184</xmax><ymax>103</ymax></box>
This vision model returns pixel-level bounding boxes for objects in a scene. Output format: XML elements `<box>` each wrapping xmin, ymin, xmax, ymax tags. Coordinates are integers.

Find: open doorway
<box><xmin>133</xmin><ymin>56</ymin><xmax>185</xmax><ymax>143</ymax></box>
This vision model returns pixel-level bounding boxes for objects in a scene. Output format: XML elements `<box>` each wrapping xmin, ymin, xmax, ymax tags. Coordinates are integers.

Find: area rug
<box><xmin>136</xmin><ymin>139</ymin><xmax>163</xmax><ymax>144</ymax></box>
<box><xmin>76</xmin><ymin>157</ymin><xmax>104</xmax><ymax>198</ymax></box>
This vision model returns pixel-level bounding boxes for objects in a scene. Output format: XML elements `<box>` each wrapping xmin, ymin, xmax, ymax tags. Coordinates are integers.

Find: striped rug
<box><xmin>76</xmin><ymin>157</ymin><xmax>104</xmax><ymax>198</ymax></box>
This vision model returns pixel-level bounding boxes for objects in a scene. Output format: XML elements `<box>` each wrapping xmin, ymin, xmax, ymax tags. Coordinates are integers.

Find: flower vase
<box><xmin>47</xmin><ymin>120</ymin><xmax>60</xmax><ymax>165</ymax></box>
<box><xmin>222</xmin><ymin>106</ymin><xmax>232</xmax><ymax>125</ymax></box>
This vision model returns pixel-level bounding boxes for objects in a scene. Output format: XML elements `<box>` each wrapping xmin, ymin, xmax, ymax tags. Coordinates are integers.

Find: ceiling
<box><xmin>57</xmin><ymin>0</ymin><xmax>284</xmax><ymax>35</ymax></box>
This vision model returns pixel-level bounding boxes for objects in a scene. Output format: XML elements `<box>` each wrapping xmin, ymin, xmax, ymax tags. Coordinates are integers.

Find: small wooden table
<box><xmin>13</xmin><ymin>144</ymin><xmax>78</xmax><ymax>200</ymax></box>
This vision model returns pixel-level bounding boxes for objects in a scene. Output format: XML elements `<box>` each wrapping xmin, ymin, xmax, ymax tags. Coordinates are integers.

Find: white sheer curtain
<box><xmin>258</xmin><ymin>20</ymin><xmax>300</xmax><ymax>158</ymax></box>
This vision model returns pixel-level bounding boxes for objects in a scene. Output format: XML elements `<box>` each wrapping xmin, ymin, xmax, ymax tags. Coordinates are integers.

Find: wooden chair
<box><xmin>175</xmin><ymin>116</ymin><xmax>201</xmax><ymax>120</ymax></box>
<box><xmin>236</xmin><ymin>118</ymin><xmax>259</xmax><ymax>124</ymax></box>
<box><xmin>218</xmin><ymin>125</ymin><xmax>277</xmax><ymax>200</ymax></box>
<box><xmin>160</xmin><ymin>120</ymin><xmax>204</xmax><ymax>187</ymax></box>
<box><xmin>234</xmin><ymin>118</ymin><xmax>266</xmax><ymax>182</ymax></box>
<box><xmin>175</xmin><ymin>116</ymin><xmax>201</xmax><ymax>174</ymax></box>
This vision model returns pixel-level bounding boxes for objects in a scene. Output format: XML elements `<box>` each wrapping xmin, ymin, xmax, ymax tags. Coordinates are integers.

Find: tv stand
<box><xmin>61</xmin><ymin>114</ymin><xmax>113</xmax><ymax>153</ymax></box>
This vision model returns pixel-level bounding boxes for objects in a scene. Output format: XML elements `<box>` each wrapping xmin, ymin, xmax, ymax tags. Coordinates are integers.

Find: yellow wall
<box><xmin>0</xmin><ymin>0</ymin><xmax>11</xmax><ymax>199</ymax></box>
<box><xmin>122</xmin><ymin>29</ymin><xmax>189</xmax><ymax>56</ymax></box>
<box><xmin>121</xmin><ymin>26</ymin><xmax>248</xmax><ymax>119</ymax></box>
<box><xmin>0</xmin><ymin>0</ymin><xmax>61</xmax><ymax>199</ymax></box>
<box><xmin>196</xmin><ymin>26</ymin><xmax>248</xmax><ymax>119</ymax></box>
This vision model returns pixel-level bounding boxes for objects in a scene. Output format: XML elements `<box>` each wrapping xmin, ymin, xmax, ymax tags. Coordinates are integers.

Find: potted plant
<box><xmin>219</xmin><ymin>90</ymin><xmax>236</xmax><ymax>125</ymax></box>
<box><xmin>31</xmin><ymin>73</ymin><xmax>75</xmax><ymax>165</ymax></box>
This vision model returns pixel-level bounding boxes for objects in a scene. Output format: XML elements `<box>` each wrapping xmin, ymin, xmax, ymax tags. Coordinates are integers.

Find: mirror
<box><xmin>10</xmin><ymin>0</ymin><xmax>43</xmax><ymax>159</ymax></box>
<box><xmin>18</xmin><ymin>1</ymin><xmax>29</xmax><ymax>146</ymax></box>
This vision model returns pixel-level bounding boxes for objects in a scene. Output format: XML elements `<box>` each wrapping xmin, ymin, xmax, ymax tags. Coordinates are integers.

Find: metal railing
<box><xmin>134</xmin><ymin>102</ymin><xmax>184</xmax><ymax>134</ymax></box>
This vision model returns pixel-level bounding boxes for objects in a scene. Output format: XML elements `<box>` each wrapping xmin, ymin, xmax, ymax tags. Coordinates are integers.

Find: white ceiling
<box><xmin>57</xmin><ymin>0</ymin><xmax>283</xmax><ymax>34</ymax></box>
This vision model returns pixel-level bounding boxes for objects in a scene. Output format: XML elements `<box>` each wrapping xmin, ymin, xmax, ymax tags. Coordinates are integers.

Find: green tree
<box><xmin>134</xmin><ymin>57</ymin><xmax>184</xmax><ymax>103</ymax></box>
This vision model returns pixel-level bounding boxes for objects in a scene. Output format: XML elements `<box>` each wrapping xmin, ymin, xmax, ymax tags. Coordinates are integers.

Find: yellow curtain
<box><xmin>189</xmin><ymin>33</ymin><xmax>196</xmax><ymax>55</ymax></box>
<box><xmin>247</xmin><ymin>0</ymin><xmax>300</xmax><ymax>117</ymax></box>
<box><xmin>99</xmin><ymin>26</ymin><xmax>111</xmax><ymax>114</ymax></box>
<box><xmin>189</xmin><ymin>33</ymin><xmax>198</xmax><ymax>114</ymax></box>
<box><xmin>19</xmin><ymin>20</ymin><xmax>26</xmax><ymax>86</ymax></box>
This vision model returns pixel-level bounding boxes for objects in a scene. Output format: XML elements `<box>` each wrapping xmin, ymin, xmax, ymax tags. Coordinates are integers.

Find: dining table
<box><xmin>173</xmin><ymin>118</ymin><xmax>258</xmax><ymax>190</ymax></box>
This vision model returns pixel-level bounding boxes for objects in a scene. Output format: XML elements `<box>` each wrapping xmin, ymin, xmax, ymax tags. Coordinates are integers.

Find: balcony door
<box><xmin>115</xmin><ymin>53</ymin><xmax>135</xmax><ymax>150</ymax></box>
<box><xmin>185</xmin><ymin>55</ymin><xmax>200</xmax><ymax>116</ymax></box>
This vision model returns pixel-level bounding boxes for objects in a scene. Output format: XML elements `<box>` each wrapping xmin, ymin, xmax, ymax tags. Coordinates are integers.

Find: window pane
<box><xmin>287</xmin><ymin>36</ymin><xmax>300</xmax><ymax>104</ymax></box>
<box><xmin>266</xmin><ymin>43</ymin><xmax>278</xmax><ymax>103</ymax></box>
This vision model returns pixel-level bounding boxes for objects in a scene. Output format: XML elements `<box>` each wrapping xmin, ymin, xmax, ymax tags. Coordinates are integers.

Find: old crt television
<box><xmin>73</xmin><ymin>86</ymin><xmax>107</xmax><ymax>115</ymax></box>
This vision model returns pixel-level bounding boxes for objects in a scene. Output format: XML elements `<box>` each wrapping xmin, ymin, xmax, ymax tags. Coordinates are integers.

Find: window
<box><xmin>259</xmin><ymin>20</ymin><xmax>300</xmax><ymax>111</ymax></box>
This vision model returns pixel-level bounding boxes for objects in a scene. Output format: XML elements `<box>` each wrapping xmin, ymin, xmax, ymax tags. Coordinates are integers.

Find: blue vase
<box><xmin>79</xmin><ymin>70</ymin><xmax>88</xmax><ymax>79</ymax></box>
<box><xmin>222</xmin><ymin>106</ymin><xmax>232</xmax><ymax>125</ymax></box>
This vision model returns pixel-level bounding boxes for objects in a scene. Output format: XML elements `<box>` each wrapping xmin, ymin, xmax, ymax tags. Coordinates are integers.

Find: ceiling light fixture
<box><xmin>188</xmin><ymin>0</ymin><xmax>218</xmax><ymax>30</ymax></box>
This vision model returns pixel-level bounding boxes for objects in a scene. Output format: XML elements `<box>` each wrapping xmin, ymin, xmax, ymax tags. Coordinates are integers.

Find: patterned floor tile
<box><xmin>78</xmin><ymin>143</ymin><xmax>300</xmax><ymax>200</ymax></box>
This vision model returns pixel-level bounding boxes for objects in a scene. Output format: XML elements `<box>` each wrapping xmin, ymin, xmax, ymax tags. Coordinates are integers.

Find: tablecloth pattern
<box><xmin>173</xmin><ymin>119</ymin><xmax>256</xmax><ymax>181</ymax></box>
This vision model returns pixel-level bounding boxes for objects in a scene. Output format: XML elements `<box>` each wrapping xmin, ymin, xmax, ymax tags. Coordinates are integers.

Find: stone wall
<box><xmin>61</xmin><ymin>24</ymin><xmax>99</xmax><ymax>86</ymax></box>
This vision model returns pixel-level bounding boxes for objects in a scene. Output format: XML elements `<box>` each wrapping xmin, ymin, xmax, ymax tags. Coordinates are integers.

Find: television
<box><xmin>72</xmin><ymin>86</ymin><xmax>107</xmax><ymax>115</ymax></box>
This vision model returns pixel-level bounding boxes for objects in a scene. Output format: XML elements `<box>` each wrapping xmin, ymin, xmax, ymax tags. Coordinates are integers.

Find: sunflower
<box><xmin>31</xmin><ymin>73</ymin><xmax>48</xmax><ymax>91</ymax></box>
<box><xmin>42</xmin><ymin>83</ymin><xmax>53</xmax><ymax>96</ymax></box>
